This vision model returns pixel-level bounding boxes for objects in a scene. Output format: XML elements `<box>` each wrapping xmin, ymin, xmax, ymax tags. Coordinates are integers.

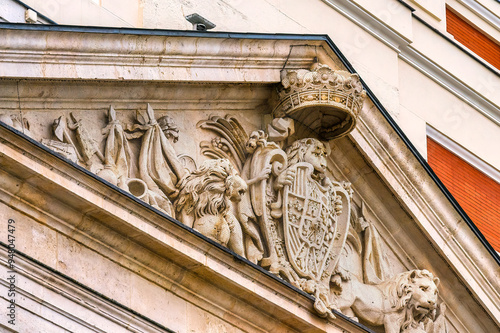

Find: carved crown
<box><xmin>273</xmin><ymin>63</ymin><xmax>366</xmax><ymax>140</ymax></box>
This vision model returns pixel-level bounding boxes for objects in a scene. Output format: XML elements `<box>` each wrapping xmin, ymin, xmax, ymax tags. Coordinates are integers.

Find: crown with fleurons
<box><xmin>273</xmin><ymin>63</ymin><xmax>366</xmax><ymax>140</ymax></box>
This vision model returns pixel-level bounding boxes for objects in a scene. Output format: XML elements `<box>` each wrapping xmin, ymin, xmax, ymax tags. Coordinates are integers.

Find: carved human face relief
<box><xmin>303</xmin><ymin>142</ymin><xmax>328</xmax><ymax>174</ymax></box>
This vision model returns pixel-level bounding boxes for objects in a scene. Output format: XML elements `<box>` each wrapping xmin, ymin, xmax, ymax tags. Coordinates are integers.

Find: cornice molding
<box><xmin>0</xmin><ymin>25</ymin><xmax>338</xmax><ymax>83</ymax></box>
<box><xmin>456</xmin><ymin>0</ymin><xmax>500</xmax><ymax>32</ymax></box>
<box><xmin>0</xmin><ymin>80</ymin><xmax>273</xmax><ymax>112</ymax></box>
<box><xmin>321</xmin><ymin>0</ymin><xmax>410</xmax><ymax>51</ymax></box>
<box><xmin>399</xmin><ymin>44</ymin><xmax>500</xmax><ymax>125</ymax></box>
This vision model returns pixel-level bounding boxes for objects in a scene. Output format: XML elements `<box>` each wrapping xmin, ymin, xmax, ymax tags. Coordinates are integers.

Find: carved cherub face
<box><xmin>409</xmin><ymin>275</ymin><xmax>439</xmax><ymax>316</ymax></box>
<box><xmin>303</xmin><ymin>141</ymin><xmax>328</xmax><ymax>174</ymax></box>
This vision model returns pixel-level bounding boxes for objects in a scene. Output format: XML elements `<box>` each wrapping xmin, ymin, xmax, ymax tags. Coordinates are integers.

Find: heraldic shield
<box><xmin>283</xmin><ymin>162</ymin><xmax>351</xmax><ymax>317</ymax></box>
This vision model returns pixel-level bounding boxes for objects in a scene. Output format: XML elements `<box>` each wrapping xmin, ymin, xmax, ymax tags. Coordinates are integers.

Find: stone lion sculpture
<box><xmin>174</xmin><ymin>158</ymin><xmax>247</xmax><ymax>257</ymax></box>
<box><xmin>334</xmin><ymin>269</ymin><xmax>446</xmax><ymax>333</ymax></box>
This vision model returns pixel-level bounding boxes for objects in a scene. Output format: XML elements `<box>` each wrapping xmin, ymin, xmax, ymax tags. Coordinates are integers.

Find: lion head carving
<box><xmin>383</xmin><ymin>269</ymin><xmax>440</xmax><ymax>330</ymax></box>
<box><xmin>285</xmin><ymin>138</ymin><xmax>329</xmax><ymax>175</ymax></box>
<box><xmin>384</xmin><ymin>269</ymin><xmax>439</xmax><ymax>313</ymax></box>
<box><xmin>335</xmin><ymin>269</ymin><xmax>444</xmax><ymax>333</ymax></box>
<box><xmin>175</xmin><ymin>158</ymin><xmax>247</xmax><ymax>220</ymax></box>
<box><xmin>174</xmin><ymin>159</ymin><xmax>247</xmax><ymax>254</ymax></box>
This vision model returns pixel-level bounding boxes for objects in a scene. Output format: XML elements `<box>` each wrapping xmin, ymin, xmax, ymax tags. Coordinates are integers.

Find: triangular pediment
<box><xmin>0</xmin><ymin>24</ymin><xmax>498</xmax><ymax>333</ymax></box>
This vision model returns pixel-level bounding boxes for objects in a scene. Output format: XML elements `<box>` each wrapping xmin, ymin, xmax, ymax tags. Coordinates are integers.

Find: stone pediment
<box><xmin>0</xmin><ymin>24</ymin><xmax>498</xmax><ymax>333</ymax></box>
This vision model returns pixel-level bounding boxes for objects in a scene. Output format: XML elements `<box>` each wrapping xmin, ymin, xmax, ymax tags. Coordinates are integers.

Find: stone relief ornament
<box><xmin>281</xmin><ymin>138</ymin><xmax>352</xmax><ymax>317</ymax></box>
<box><xmin>2</xmin><ymin>63</ymin><xmax>449</xmax><ymax>330</ymax></box>
<box><xmin>0</xmin><ymin>113</ymin><xmax>31</xmax><ymax>137</ymax></box>
<box><xmin>273</xmin><ymin>62</ymin><xmax>366</xmax><ymax>140</ymax></box>
<box><xmin>334</xmin><ymin>269</ymin><xmax>447</xmax><ymax>333</ymax></box>
<box><xmin>67</xmin><ymin>112</ymin><xmax>105</xmax><ymax>167</ymax></box>
<box><xmin>199</xmin><ymin>115</ymin><xmax>352</xmax><ymax>318</ymax></box>
<box><xmin>330</xmin><ymin>203</ymin><xmax>448</xmax><ymax>333</ymax></box>
<box><xmin>125</xmin><ymin>104</ymin><xmax>188</xmax><ymax>215</ymax></box>
<box><xmin>198</xmin><ymin>115</ymin><xmax>249</xmax><ymax>172</ymax></box>
<box><xmin>332</xmin><ymin>202</ymin><xmax>392</xmax><ymax>293</ymax></box>
<box><xmin>175</xmin><ymin>158</ymin><xmax>248</xmax><ymax>255</ymax></box>
<box><xmin>98</xmin><ymin>106</ymin><xmax>135</xmax><ymax>189</ymax></box>
<box><xmin>48</xmin><ymin>115</ymin><xmax>84</xmax><ymax>164</ymax></box>
<box><xmin>46</xmin><ymin>112</ymin><xmax>105</xmax><ymax>169</ymax></box>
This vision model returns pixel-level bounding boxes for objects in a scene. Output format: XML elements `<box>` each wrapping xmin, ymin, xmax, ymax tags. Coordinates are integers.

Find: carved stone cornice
<box><xmin>0</xmin><ymin>80</ymin><xmax>273</xmax><ymax>112</ymax></box>
<box><xmin>0</xmin><ymin>25</ymin><xmax>340</xmax><ymax>83</ymax></box>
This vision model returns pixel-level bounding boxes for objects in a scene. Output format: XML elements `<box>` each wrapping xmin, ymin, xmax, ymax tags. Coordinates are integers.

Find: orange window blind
<box><xmin>427</xmin><ymin>137</ymin><xmax>500</xmax><ymax>251</ymax></box>
<box><xmin>446</xmin><ymin>7</ymin><xmax>500</xmax><ymax>70</ymax></box>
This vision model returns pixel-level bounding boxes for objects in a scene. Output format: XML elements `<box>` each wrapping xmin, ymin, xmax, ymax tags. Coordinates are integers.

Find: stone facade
<box><xmin>0</xmin><ymin>23</ymin><xmax>499</xmax><ymax>333</ymax></box>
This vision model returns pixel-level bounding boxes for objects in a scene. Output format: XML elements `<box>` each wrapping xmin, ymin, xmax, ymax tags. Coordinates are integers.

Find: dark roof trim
<box><xmin>397</xmin><ymin>0</ymin><xmax>416</xmax><ymax>12</ymax></box>
<box><xmin>0</xmin><ymin>22</ymin><xmax>498</xmax><ymax>265</ymax></box>
<box><xmin>0</xmin><ymin>21</ymin><xmax>326</xmax><ymax>40</ymax></box>
<box><xmin>9</xmin><ymin>0</ymin><xmax>58</xmax><ymax>25</ymax></box>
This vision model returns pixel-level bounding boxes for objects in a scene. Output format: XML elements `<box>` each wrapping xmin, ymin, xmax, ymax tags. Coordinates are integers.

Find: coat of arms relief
<box><xmin>0</xmin><ymin>64</ymin><xmax>447</xmax><ymax>333</ymax></box>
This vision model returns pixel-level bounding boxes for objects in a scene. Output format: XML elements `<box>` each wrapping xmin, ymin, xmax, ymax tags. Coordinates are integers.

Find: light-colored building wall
<box><xmin>20</xmin><ymin>0</ymin><xmax>141</xmax><ymax>27</ymax></box>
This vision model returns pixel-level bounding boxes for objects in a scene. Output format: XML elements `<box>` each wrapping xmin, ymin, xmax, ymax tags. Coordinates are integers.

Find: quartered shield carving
<box><xmin>283</xmin><ymin>162</ymin><xmax>351</xmax><ymax>317</ymax></box>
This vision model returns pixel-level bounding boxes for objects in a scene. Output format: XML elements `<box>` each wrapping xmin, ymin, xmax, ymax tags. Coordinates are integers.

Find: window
<box><xmin>446</xmin><ymin>7</ymin><xmax>500</xmax><ymax>70</ymax></box>
<box><xmin>427</xmin><ymin>134</ymin><xmax>500</xmax><ymax>251</ymax></box>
